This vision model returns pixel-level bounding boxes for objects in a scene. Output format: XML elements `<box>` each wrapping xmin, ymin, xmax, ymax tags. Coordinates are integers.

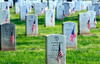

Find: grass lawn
<box><xmin>0</xmin><ymin>7</ymin><xmax>100</xmax><ymax>64</ymax></box>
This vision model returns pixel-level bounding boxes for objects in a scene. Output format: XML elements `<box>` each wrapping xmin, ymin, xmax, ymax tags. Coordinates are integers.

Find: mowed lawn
<box><xmin>0</xmin><ymin>7</ymin><xmax>100</xmax><ymax>64</ymax></box>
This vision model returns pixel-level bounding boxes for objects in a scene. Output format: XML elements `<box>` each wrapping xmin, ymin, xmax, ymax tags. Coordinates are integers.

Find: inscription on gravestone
<box><xmin>62</xmin><ymin>22</ymin><xmax>77</xmax><ymax>49</ymax></box>
<box><xmin>46</xmin><ymin>34</ymin><xmax>66</xmax><ymax>64</ymax></box>
<box><xmin>0</xmin><ymin>23</ymin><xmax>16</xmax><ymax>51</ymax></box>
<box><xmin>78</xmin><ymin>13</ymin><xmax>90</xmax><ymax>35</ymax></box>
<box><xmin>26</xmin><ymin>14</ymin><xmax>38</xmax><ymax>36</ymax></box>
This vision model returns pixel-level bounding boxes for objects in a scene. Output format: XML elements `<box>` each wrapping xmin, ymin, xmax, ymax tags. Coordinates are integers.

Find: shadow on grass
<box><xmin>78</xmin><ymin>35</ymin><xmax>99</xmax><ymax>46</ymax></box>
<box><xmin>38</xmin><ymin>17</ymin><xmax>45</xmax><ymax>25</ymax></box>
<box><xmin>10</xmin><ymin>19</ymin><xmax>25</xmax><ymax>25</ymax></box>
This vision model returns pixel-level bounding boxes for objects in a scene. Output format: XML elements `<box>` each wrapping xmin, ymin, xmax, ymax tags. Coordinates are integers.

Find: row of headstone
<box><xmin>78</xmin><ymin>11</ymin><xmax>97</xmax><ymax>35</ymax></box>
<box><xmin>15</xmin><ymin>1</ymin><xmax>31</xmax><ymax>14</ymax></box>
<box><xmin>45</xmin><ymin>22</ymin><xmax>77</xmax><ymax>64</ymax></box>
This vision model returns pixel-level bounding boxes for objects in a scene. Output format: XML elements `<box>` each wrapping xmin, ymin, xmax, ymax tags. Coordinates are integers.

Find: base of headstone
<box><xmin>1</xmin><ymin>48</ymin><xmax>15</xmax><ymax>51</ymax></box>
<box><xmin>78</xmin><ymin>33</ymin><xmax>90</xmax><ymax>35</ymax></box>
<box><xmin>56</xmin><ymin>19</ymin><xmax>64</xmax><ymax>20</ymax></box>
<box><xmin>26</xmin><ymin>34</ymin><xmax>38</xmax><ymax>36</ymax></box>
<box><xmin>91</xmin><ymin>27</ymin><xmax>96</xmax><ymax>29</ymax></box>
<box><xmin>20</xmin><ymin>19</ymin><xmax>25</xmax><ymax>21</ymax></box>
<box><xmin>66</xmin><ymin>47</ymin><xmax>77</xmax><ymax>49</ymax></box>
<box><xmin>44</xmin><ymin>26</ymin><xmax>55</xmax><ymax>27</ymax></box>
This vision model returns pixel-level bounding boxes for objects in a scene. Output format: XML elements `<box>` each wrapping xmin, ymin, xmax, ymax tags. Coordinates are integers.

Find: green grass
<box><xmin>0</xmin><ymin>7</ymin><xmax>100</xmax><ymax>64</ymax></box>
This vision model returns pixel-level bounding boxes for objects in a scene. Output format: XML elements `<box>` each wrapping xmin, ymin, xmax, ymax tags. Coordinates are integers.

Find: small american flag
<box><xmin>57</xmin><ymin>43</ymin><xmax>63</xmax><ymax>64</ymax></box>
<box><xmin>32</xmin><ymin>21</ymin><xmax>36</xmax><ymax>32</ymax></box>
<box><xmin>26</xmin><ymin>9</ymin><xmax>28</xmax><ymax>15</ymax></box>
<box><xmin>45</xmin><ymin>6</ymin><xmax>48</xmax><ymax>11</ymax></box>
<box><xmin>41</xmin><ymin>8</ymin><xmax>44</xmax><ymax>14</ymax></box>
<box><xmin>69</xmin><ymin>9</ymin><xmax>71</xmax><ymax>13</ymax></box>
<box><xmin>99</xmin><ymin>7</ymin><xmax>100</xmax><ymax>14</ymax></box>
<box><xmin>81</xmin><ymin>5</ymin><xmax>84</xmax><ymax>9</ymax></box>
<box><xmin>69</xmin><ymin>28</ymin><xmax>76</xmax><ymax>42</ymax></box>
<box><xmin>10</xmin><ymin>32</ymin><xmax>14</xmax><ymax>43</ymax></box>
<box><xmin>72</xmin><ymin>8</ymin><xmax>75</xmax><ymax>13</ymax></box>
<box><xmin>53</xmin><ymin>6</ymin><xmax>55</xmax><ymax>9</ymax></box>
<box><xmin>87</xmin><ymin>20</ymin><xmax>90</xmax><ymax>29</ymax></box>
<box><xmin>51</xmin><ymin>15</ymin><xmax>53</xmax><ymax>23</ymax></box>
<box><xmin>11</xmin><ymin>3</ymin><xmax>12</xmax><ymax>7</ymax></box>
<box><xmin>63</xmin><ymin>10</ymin><xmax>65</xmax><ymax>16</ymax></box>
<box><xmin>6</xmin><ymin>6</ymin><xmax>8</xmax><ymax>10</ymax></box>
<box><xmin>6</xmin><ymin>15</ymin><xmax>8</xmax><ymax>23</ymax></box>
<box><xmin>94</xmin><ymin>18</ymin><xmax>97</xmax><ymax>25</ymax></box>
<box><xmin>29</xmin><ymin>6</ymin><xmax>31</xmax><ymax>10</ymax></box>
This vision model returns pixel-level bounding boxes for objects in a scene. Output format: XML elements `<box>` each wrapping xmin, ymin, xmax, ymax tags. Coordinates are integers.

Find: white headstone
<box><xmin>8</xmin><ymin>0</ymin><xmax>13</xmax><ymax>8</ymax></box>
<box><xmin>78</xmin><ymin>13</ymin><xmax>90</xmax><ymax>35</ymax></box>
<box><xmin>75</xmin><ymin>1</ymin><xmax>81</xmax><ymax>11</ymax></box>
<box><xmin>87</xmin><ymin>11</ymin><xmax>96</xmax><ymax>28</ymax></box>
<box><xmin>93</xmin><ymin>3</ymin><xmax>100</xmax><ymax>16</ymax></box>
<box><xmin>15</xmin><ymin>2</ymin><xmax>20</xmax><ymax>14</ymax></box>
<box><xmin>46</xmin><ymin>34</ymin><xmax>66</xmax><ymax>64</ymax></box>
<box><xmin>87</xmin><ymin>6</ymin><xmax>94</xmax><ymax>11</ymax></box>
<box><xmin>0</xmin><ymin>10</ymin><xmax>10</xmax><ymax>24</ymax></box>
<box><xmin>26</xmin><ymin>14</ymin><xmax>38</xmax><ymax>36</ymax></box>
<box><xmin>63</xmin><ymin>2</ymin><xmax>70</xmax><ymax>15</ymax></box>
<box><xmin>45</xmin><ymin>9</ymin><xmax>55</xmax><ymax>27</ymax></box>
<box><xmin>48</xmin><ymin>1</ymin><xmax>55</xmax><ymax>10</ymax></box>
<box><xmin>25</xmin><ymin>1</ymin><xmax>31</xmax><ymax>13</ymax></box>
<box><xmin>34</xmin><ymin>3</ymin><xmax>42</xmax><ymax>15</ymax></box>
<box><xmin>56</xmin><ymin>5</ymin><xmax>65</xmax><ymax>20</ymax></box>
<box><xmin>62</xmin><ymin>22</ymin><xmax>77</xmax><ymax>49</ymax></box>
<box><xmin>1</xmin><ymin>2</ymin><xmax>9</xmax><ymax>11</ymax></box>
<box><xmin>20</xmin><ymin>5</ymin><xmax>27</xmax><ymax>20</ymax></box>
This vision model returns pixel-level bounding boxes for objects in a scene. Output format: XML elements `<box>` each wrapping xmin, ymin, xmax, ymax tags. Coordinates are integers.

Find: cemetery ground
<box><xmin>0</xmin><ymin>7</ymin><xmax>100</xmax><ymax>64</ymax></box>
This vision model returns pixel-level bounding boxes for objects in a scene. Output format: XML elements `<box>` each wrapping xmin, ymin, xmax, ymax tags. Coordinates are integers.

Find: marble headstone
<box><xmin>25</xmin><ymin>1</ymin><xmax>31</xmax><ymax>13</ymax></box>
<box><xmin>42</xmin><ymin>2</ymin><xmax>48</xmax><ymax>11</ymax></box>
<box><xmin>20</xmin><ymin>5</ymin><xmax>27</xmax><ymax>21</ymax></box>
<box><xmin>75</xmin><ymin>1</ymin><xmax>81</xmax><ymax>11</ymax></box>
<box><xmin>45</xmin><ymin>9</ymin><xmax>55</xmax><ymax>27</ymax></box>
<box><xmin>87</xmin><ymin>6</ymin><xmax>94</xmax><ymax>11</ymax></box>
<box><xmin>93</xmin><ymin>3</ymin><xmax>99</xmax><ymax>16</ymax></box>
<box><xmin>8</xmin><ymin>0</ymin><xmax>13</xmax><ymax>8</ymax></box>
<box><xmin>34</xmin><ymin>3</ymin><xmax>42</xmax><ymax>15</ymax></box>
<box><xmin>25</xmin><ymin>14</ymin><xmax>38</xmax><ymax>36</ymax></box>
<box><xmin>63</xmin><ymin>2</ymin><xmax>70</xmax><ymax>15</ymax></box>
<box><xmin>1</xmin><ymin>2</ymin><xmax>9</xmax><ymax>11</ymax></box>
<box><xmin>87</xmin><ymin>11</ymin><xmax>96</xmax><ymax>28</ymax></box>
<box><xmin>15</xmin><ymin>2</ymin><xmax>20</xmax><ymax>14</ymax></box>
<box><xmin>78</xmin><ymin>13</ymin><xmax>90</xmax><ymax>35</ymax></box>
<box><xmin>62</xmin><ymin>22</ymin><xmax>77</xmax><ymax>49</ymax></box>
<box><xmin>48</xmin><ymin>1</ymin><xmax>55</xmax><ymax>10</ymax></box>
<box><xmin>56</xmin><ymin>5</ymin><xmax>65</xmax><ymax>20</ymax></box>
<box><xmin>0</xmin><ymin>23</ymin><xmax>16</xmax><ymax>51</ymax></box>
<box><xmin>0</xmin><ymin>10</ymin><xmax>10</xmax><ymax>24</ymax></box>
<box><xmin>46</xmin><ymin>34</ymin><xmax>66</xmax><ymax>64</ymax></box>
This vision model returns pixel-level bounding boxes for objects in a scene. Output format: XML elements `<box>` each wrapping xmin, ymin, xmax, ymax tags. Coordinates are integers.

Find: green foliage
<box><xmin>0</xmin><ymin>7</ymin><xmax>100</xmax><ymax>64</ymax></box>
